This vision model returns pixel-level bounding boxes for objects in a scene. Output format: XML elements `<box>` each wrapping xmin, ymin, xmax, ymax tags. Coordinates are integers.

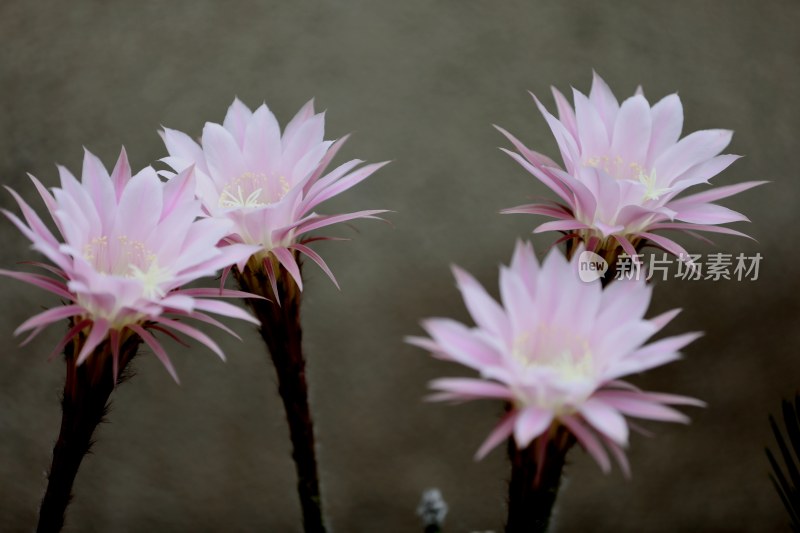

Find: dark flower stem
<box><xmin>506</xmin><ymin>426</ymin><xmax>576</xmax><ymax>533</ymax></box>
<box><xmin>235</xmin><ymin>257</ymin><xmax>326</xmax><ymax>533</ymax></box>
<box><xmin>37</xmin><ymin>326</ymin><xmax>140</xmax><ymax>533</ymax></box>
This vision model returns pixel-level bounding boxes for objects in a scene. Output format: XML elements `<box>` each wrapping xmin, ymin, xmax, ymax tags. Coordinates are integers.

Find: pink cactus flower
<box><xmin>498</xmin><ymin>72</ymin><xmax>765</xmax><ymax>258</ymax></box>
<box><xmin>407</xmin><ymin>241</ymin><xmax>704</xmax><ymax>474</ymax></box>
<box><xmin>1</xmin><ymin>148</ymin><xmax>260</xmax><ymax>381</ymax></box>
<box><xmin>161</xmin><ymin>98</ymin><xmax>388</xmax><ymax>291</ymax></box>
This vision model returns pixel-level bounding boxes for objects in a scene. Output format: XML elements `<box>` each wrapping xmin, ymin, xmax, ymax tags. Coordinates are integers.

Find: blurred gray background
<box><xmin>0</xmin><ymin>0</ymin><xmax>797</xmax><ymax>531</ymax></box>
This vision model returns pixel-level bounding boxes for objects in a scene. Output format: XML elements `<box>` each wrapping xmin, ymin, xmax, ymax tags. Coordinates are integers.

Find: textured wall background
<box><xmin>0</xmin><ymin>1</ymin><xmax>797</xmax><ymax>531</ymax></box>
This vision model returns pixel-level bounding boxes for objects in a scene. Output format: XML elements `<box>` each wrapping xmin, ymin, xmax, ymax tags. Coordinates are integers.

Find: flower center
<box><xmin>584</xmin><ymin>157</ymin><xmax>674</xmax><ymax>203</ymax></box>
<box><xmin>585</xmin><ymin>155</ymin><xmax>649</xmax><ymax>181</ymax></box>
<box><xmin>128</xmin><ymin>262</ymin><xmax>172</xmax><ymax>299</ymax></box>
<box><xmin>511</xmin><ymin>324</ymin><xmax>594</xmax><ymax>381</ymax></box>
<box><xmin>83</xmin><ymin>235</ymin><xmax>154</xmax><ymax>275</ymax></box>
<box><xmin>218</xmin><ymin>172</ymin><xmax>290</xmax><ymax>209</ymax></box>
<box><xmin>83</xmin><ymin>235</ymin><xmax>170</xmax><ymax>298</ymax></box>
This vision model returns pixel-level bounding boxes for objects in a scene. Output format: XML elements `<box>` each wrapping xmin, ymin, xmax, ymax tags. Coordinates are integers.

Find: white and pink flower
<box><xmin>161</xmin><ymin>98</ymin><xmax>388</xmax><ymax>291</ymax></box>
<box><xmin>498</xmin><ymin>72</ymin><xmax>765</xmax><ymax>257</ymax></box>
<box><xmin>1</xmin><ymin>148</ymin><xmax>260</xmax><ymax>381</ymax></box>
<box><xmin>408</xmin><ymin>242</ymin><xmax>704</xmax><ymax>474</ymax></box>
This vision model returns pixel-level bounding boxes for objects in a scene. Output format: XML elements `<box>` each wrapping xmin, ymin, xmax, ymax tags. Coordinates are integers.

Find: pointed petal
<box><xmin>611</xmin><ymin>95</ymin><xmax>651</xmax><ymax>168</ymax></box>
<box><xmin>223</xmin><ymin>97</ymin><xmax>254</xmax><ymax>147</ymax></box>
<box><xmin>499</xmin><ymin>148</ymin><xmax>572</xmax><ymax>205</ymax></box>
<box><xmin>514</xmin><ymin>406</ymin><xmax>554</xmax><ymax>448</ymax></box>
<box><xmin>303</xmin><ymin>161</ymin><xmax>388</xmax><ymax>212</ymax></box>
<box><xmin>451</xmin><ymin>266</ymin><xmax>510</xmax><ymax>342</ymax></box>
<box><xmin>589</xmin><ymin>71</ymin><xmax>620</xmax><ymax>132</ymax></box>
<box><xmin>191</xmin><ymin>299</ymin><xmax>259</xmax><ymax>325</ymax></box>
<box><xmin>243</xmin><ymin>103</ymin><xmax>282</xmax><ymax>172</ymax></box>
<box><xmin>161</xmin><ymin>128</ymin><xmax>206</xmax><ymax>175</ymax></box>
<box><xmin>283</xmin><ymin>99</ymin><xmax>316</xmax><ymax>150</ymax></box>
<box><xmin>495</xmin><ymin>125</ymin><xmax>562</xmax><ymax>169</ymax></box>
<box><xmin>429</xmin><ymin>378</ymin><xmax>514</xmax><ymax>402</ymax></box>
<box><xmin>533</xmin><ymin>219</ymin><xmax>589</xmax><ymax>234</ymax></box>
<box><xmin>646</xmin><ymin>224</ymin><xmax>753</xmax><ymax>239</ymax></box>
<box><xmin>673</xmin><ymin>203</ymin><xmax>749</xmax><ymax>225</ymax></box>
<box><xmin>49</xmin><ymin>319</ymin><xmax>91</xmax><ymax>361</ymax></box>
<box><xmin>654</xmin><ymin>129</ymin><xmax>733</xmax><ymax>180</ymax></box>
<box><xmin>174</xmin><ymin>310</ymin><xmax>241</xmax><ymax>340</ymax></box>
<box><xmin>475</xmin><ymin>412</ymin><xmax>517</xmax><ymax>460</ymax></box>
<box><xmin>595</xmin><ymin>393</ymin><xmax>691</xmax><ymax>424</ymax></box>
<box><xmin>291</xmin><ymin>243</ymin><xmax>339</xmax><ymax>289</ymax></box>
<box><xmin>500</xmin><ymin>203</ymin><xmax>572</xmax><ymax>219</ymax></box>
<box><xmin>638</xmin><ymin>232</ymin><xmax>691</xmax><ymax>258</ymax></box>
<box><xmin>76</xmin><ymin>319</ymin><xmax>110</xmax><ymax>365</ymax></box>
<box><xmin>130</xmin><ymin>324</ymin><xmax>180</xmax><ymax>383</ymax></box>
<box><xmin>573</xmin><ymin>88</ymin><xmax>610</xmax><ymax>156</ymax></box>
<box><xmin>202</xmin><ymin>122</ymin><xmax>246</xmax><ymax>183</ymax></box>
<box><xmin>647</xmin><ymin>93</ymin><xmax>683</xmax><ymax>162</ymax></box>
<box><xmin>14</xmin><ymin>304</ymin><xmax>83</xmax><ymax>335</ymax></box>
<box><xmin>152</xmin><ymin>317</ymin><xmax>226</xmax><ymax>361</ymax></box>
<box><xmin>161</xmin><ymin>166</ymin><xmax>197</xmax><ymax>221</ymax></box>
<box><xmin>304</xmin><ymin>134</ymin><xmax>351</xmax><ymax>193</ymax></box>
<box><xmin>295</xmin><ymin>209</ymin><xmax>388</xmax><ymax>235</ymax></box>
<box><xmin>650</xmin><ymin>308</ymin><xmax>682</xmax><ymax>330</ymax></box>
<box><xmin>580</xmin><ymin>398</ymin><xmax>629</xmax><ymax>445</ymax></box>
<box><xmin>0</xmin><ymin>269</ymin><xmax>74</xmax><ymax>301</ymax></box>
<box><xmin>272</xmin><ymin>247</ymin><xmax>303</xmax><ymax>291</ymax></box>
<box><xmin>531</xmin><ymin>92</ymin><xmax>580</xmax><ymax>169</ymax></box>
<box><xmin>173</xmin><ymin>287</ymin><xmax>265</xmax><ymax>299</ymax></box>
<box><xmin>562</xmin><ymin>416</ymin><xmax>611</xmax><ymax>473</ymax></box>
<box><xmin>600</xmin><ymin>434</ymin><xmax>632</xmax><ymax>479</ymax></box>
<box><xmin>4</xmin><ymin>186</ymin><xmax>60</xmax><ymax>247</ymax></box>
<box><xmin>551</xmin><ymin>86</ymin><xmax>578</xmax><ymax>137</ymax></box>
<box><xmin>109</xmin><ymin>328</ymin><xmax>121</xmax><ymax>384</ymax></box>
<box><xmin>668</xmin><ymin>180</ymin><xmax>767</xmax><ymax>208</ymax></box>
<box><xmin>264</xmin><ymin>256</ymin><xmax>280</xmax><ymax>306</ymax></box>
<box><xmin>110</xmin><ymin>147</ymin><xmax>132</xmax><ymax>201</ymax></box>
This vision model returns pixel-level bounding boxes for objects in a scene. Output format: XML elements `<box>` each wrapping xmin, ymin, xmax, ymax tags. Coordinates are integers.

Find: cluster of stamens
<box><xmin>82</xmin><ymin>235</ymin><xmax>168</xmax><ymax>299</ymax></box>
<box><xmin>584</xmin><ymin>156</ymin><xmax>673</xmax><ymax>202</ymax></box>
<box><xmin>218</xmin><ymin>172</ymin><xmax>291</xmax><ymax>209</ymax></box>
<box><xmin>585</xmin><ymin>155</ymin><xmax>645</xmax><ymax>181</ymax></box>
<box><xmin>511</xmin><ymin>324</ymin><xmax>594</xmax><ymax>381</ymax></box>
